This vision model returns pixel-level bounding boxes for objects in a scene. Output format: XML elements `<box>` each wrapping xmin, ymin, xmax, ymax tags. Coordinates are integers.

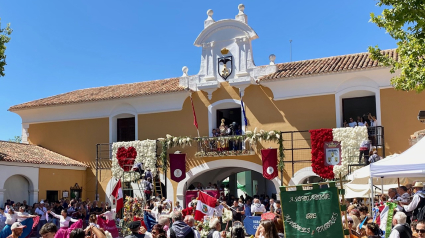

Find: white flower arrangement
<box><xmin>164</xmin><ymin>135</ymin><xmax>192</xmax><ymax>148</ymax></box>
<box><xmin>244</xmin><ymin>127</ymin><xmax>280</xmax><ymax>145</ymax></box>
<box><xmin>111</xmin><ymin>140</ymin><xmax>157</xmax><ymax>182</ymax></box>
<box><xmin>332</xmin><ymin>126</ymin><xmax>368</xmax><ymax>176</ymax></box>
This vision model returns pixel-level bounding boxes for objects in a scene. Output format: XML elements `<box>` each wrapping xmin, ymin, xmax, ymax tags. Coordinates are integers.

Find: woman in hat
<box><xmin>47</xmin><ymin>209</ymin><xmax>82</xmax><ymax>238</ymax></box>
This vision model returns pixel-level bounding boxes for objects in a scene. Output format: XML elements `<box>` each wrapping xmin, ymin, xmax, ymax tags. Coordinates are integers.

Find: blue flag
<box><xmin>240</xmin><ymin>91</ymin><xmax>248</xmax><ymax>127</ymax></box>
<box><xmin>143</xmin><ymin>211</ymin><xmax>157</xmax><ymax>232</ymax></box>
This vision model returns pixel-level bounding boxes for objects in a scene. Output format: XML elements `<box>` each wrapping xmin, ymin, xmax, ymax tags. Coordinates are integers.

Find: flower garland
<box><xmin>159</xmin><ymin>134</ymin><xmax>192</xmax><ymax>148</ymax></box>
<box><xmin>310</xmin><ymin>129</ymin><xmax>335</xmax><ymax>179</ymax></box>
<box><xmin>111</xmin><ymin>140</ymin><xmax>157</xmax><ymax>182</ymax></box>
<box><xmin>195</xmin><ymin>149</ymin><xmax>253</xmax><ymax>157</ymax></box>
<box><xmin>332</xmin><ymin>127</ymin><xmax>368</xmax><ymax>176</ymax></box>
<box><xmin>245</xmin><ymin>128</ymin><xmax>280</xmax><ymax>145</ymax></box>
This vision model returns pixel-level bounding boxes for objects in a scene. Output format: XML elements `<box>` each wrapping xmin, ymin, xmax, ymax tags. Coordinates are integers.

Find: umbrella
<box><xmin>261</xmin><ymin>212</ymin><xmax>276</xmax><ymax>220</ymax></box>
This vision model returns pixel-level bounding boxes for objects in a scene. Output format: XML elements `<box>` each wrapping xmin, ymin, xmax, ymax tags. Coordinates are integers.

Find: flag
<box><xmin>170</xmin><ymin>153</ymin><xmax>186</xmax><ymax>182</ymax></box>
<box><xmin>261</xmin><ymin>148</ymin><xmax>278</xmax><ymax>180</ymax></box>
<box><xmin>190</xmin><ymin>95</ymin><xmax>199</xmax><ymax>129</ymax></box>
<box><xmin>194</xmin><ymin>192</ymin><xmax>217</xmax><ymax>221</ymax></box>
<box><xmin>143</xmin><ymin>211</ymin><xmax>157</xmax><ymax>232</ymax></box>
<box><xmin>111</xmin><ymin>180</ymin><xmax>123</xmax><ymax>212</ymax></box>
<box><xmin>240</xmin><ymin>91</ymin><xmax>248</xmax><ymax>127</ymax></box>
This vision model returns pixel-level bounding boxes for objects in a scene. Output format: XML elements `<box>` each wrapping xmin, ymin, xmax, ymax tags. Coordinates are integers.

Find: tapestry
<box><xmin>280</xmin><ymin>183</ymin><xmax>344</xmax><ymax>238</ymax></box>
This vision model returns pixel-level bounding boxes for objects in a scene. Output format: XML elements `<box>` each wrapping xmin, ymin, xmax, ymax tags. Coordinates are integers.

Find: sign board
<box><xmin>243</xmin><ymin>216</ymin><xmax>261</xmax><ymax>235</ymax></box>
<box><xmin>324</xmin><ymin>141</ymin><xmax>341</xmax><ymax>166</ymax></box>
<box><xmin>280</xmin><ymin>183</ymin><xmax>344</xmax><ymax>238</ymax></box>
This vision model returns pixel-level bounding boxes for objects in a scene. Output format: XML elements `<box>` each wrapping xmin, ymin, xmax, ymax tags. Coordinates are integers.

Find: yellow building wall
<box><xmin>28</xmin><ymin>118</ymin><xmax>109</xmax><ymax>201</ymax></box>
<box><xmin>38</xmin><ymin>168</ymin><xmax>86</xmax><ymax>202</ymax></box>
<box><xmin>380</xmin><ymin>88</ymin><xmax>425</xmax><ymax>154</ymax></box>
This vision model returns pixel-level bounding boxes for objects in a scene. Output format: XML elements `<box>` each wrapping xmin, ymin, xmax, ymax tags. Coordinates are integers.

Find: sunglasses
<box><xmin>348</xmin><ymin>220</ymin><xmax>354</xmax><ymax>224</ymax></box>
<box><xmin>417</xmin><ymin>229</ymin><xmax>425</xmax><ymax>233</ymax></box>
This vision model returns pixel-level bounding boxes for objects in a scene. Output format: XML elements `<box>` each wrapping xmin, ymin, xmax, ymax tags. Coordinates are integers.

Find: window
<box><xmin>117</xmin><ymin>117</ymin><xmax>135</xmax><ymax>142</ymax></box>
<box><xmin>216</xmin><ymin>108</ymin><xmax>242</xmax><ymax>134</ymax></box>
<box><xmin>342</xmin><ymin>96</ymin><xmax>376</xmax><ymax>125</ymax></box>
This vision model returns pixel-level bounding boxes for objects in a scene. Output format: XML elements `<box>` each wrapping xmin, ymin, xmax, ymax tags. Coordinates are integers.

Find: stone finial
<box><xmin>182</xmin><ymin>66</ymin><xmax>189</xmax><ymax>76</ymax></box>
<box><xmin>269</xmin><ymin>54</ymin><xmax>276</xmax><ymax>65</ymax></box>
<box><xmin>235</xmin><ymin>4</ymin><xmax>248</xmax><ymax>24</ymax></box>
<box><xmin>204</xmin><ymin>9</ymin><xmax>215</xmax><ymax>28</ymax></box>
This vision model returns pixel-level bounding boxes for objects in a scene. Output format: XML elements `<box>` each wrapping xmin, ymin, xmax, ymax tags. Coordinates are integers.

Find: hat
<box><xmin>128</xmin><ymin>221</ymin><xmax>141</xmax><ymax>230</ymax></box>
<box><xmin>40</xmin><ymin>200</ymin><xmax>44</xmax><ymax>204</ymax></box>
<box><xmin>11</xmin><ymin>222</ymin><xmax>26</xmax><ymax>230</ymax></box>
<box><xmin>413</xmin><ymin>182</ymin><xmax>424</xmax><ymax>188</ymax></box>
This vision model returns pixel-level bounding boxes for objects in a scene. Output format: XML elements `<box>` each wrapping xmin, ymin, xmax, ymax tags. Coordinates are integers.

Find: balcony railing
<box><xmin>194</xmin><ymin>135</ymin><xmax>254</xmax><ymax>157</ymax></box>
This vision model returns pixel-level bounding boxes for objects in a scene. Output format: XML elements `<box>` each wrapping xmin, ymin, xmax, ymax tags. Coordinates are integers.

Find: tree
<box><xmin>0</xmin><ymin>18</ymin><xmax>12</xmax><ymax>77</ymax></box>
<box><xmin>8</xmin><ymin>135</ymin><xmax>22</xmax><ymax>143</ymax></box>
<box><xmin>368</xmin><ymin>0</ymin><xmax>425</xmax><ymax>92</ymax></box>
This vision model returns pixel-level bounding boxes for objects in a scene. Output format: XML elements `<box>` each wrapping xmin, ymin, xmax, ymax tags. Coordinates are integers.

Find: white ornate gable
<box><xmin>179</xmin><ymin>4</ymin><xmax>277</xmax><ymax>99</ymax></box>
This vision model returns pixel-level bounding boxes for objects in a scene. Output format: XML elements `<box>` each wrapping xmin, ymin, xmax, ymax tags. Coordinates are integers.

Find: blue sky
<box><xmin>0</xmin><ymin>0</ymin><xmax>396</xmax><ymax>141</ymax></box>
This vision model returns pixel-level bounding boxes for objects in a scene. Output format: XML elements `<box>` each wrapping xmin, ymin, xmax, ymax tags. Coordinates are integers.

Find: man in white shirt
<box><xmin>35</xmin><ymin>201</ymin><xmax>48</xmax><ymax>238</ymax></box>
<box><xmin>401</xmin><ymin>182</ymin><xmax>425</xmax><ymax>220</ymax></box>
<box><xmin>348</xmin><ymin>118</ymin><xmax>357</xmax><ymax>127</ymax></box>
<box><xmin>389</xmin><ymin>212</ymin><xmax>412</xmax><ymax>238</ymax></box>
<box><xmin>184</xmin><ymin>215</ymin><xmax>201</xmax><ymax>238</ymax></box>
<box><xmin>251</xmin><ymin>199</ymin><xmax>266</xmax><ymax>215</ymax></box>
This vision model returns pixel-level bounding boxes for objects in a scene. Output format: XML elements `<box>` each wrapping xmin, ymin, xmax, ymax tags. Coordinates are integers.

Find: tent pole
<box><xmin>381</xmin><ymin>177</ymin><xmax>384</xmax><ymax>195</ymax></box>
<box><xmin>370</xmin><ymin>177</ymin><xmax>374</xmax><ymax>218</ymax></box>
<box><xmin>397</xmin><ymin>178</ymin><xmax>400</xmax><ymax>188</ymax></box>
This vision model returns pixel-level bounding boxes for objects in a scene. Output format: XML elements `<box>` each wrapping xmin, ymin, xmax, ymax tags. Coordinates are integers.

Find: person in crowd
<box><xmin>8</xmin><ymin>222</ymin><xmax>26</xmax><ymax>238</ymax></box>
<box><xmin>150</xmin><ymin>224</ymin><xmax>166</xmax><ymax>238</ymax></box>
<box><xmin>47</xmin><ymin>209</ymin><xmax>82</xmax><ymax>238</ymax></box>
<box><xmin>274</xmin><ymin>201</ymin><xmax>282</xmax><ymax>219</ymax></box>
<box><xmin>213</xmin><ymin>201</ymin><xmax>224</xmax><ymax>219</ymax></box>
<box><xmin>158</xmin><ymin>217</ymin><xmax>170</xmax><ymax>237</ymax></box>
<box><xmin>359</xmin><ymin>139</ymin><xmax>371</xmax><ymax>164</ymax></box>
<box><xmin>349</xmin><ymin>210</ymin><xmax>361</xmax><ymax>228</ymax></box>
<box><xmin>398</xmin><ymin>186</ymin><xmax>411</xmax><ymax>205</ymax></box>
<box><xmin>182</xmin><ymin>202</ymin><xmax>196</xmax><ymax>217</ymax></box>
<box><xmin>342</xmin><ymin>216</ymin><xmax>359</xmax><ymax>238</ymax></box>
<box><xmin>88</xmin><ymin>214</ymin><xmax>99</xmax><ymax>228</ymax></box>
<box><xmin>388</xmin><ymin>188</ymin><xmax>400</xmax><ymax>202</ymax></box>
<box><xmin>369</xmin><ymin>151</ymin><xmax>381</xmax><ymax>164</ymax></box>
<box><xmin>124</xmin><ymin>221</ymin><xmax>145</xmax><ymax>238</ymax></box>
<box><xmin>143</xmin><ymin>177</ymin><xmax>153</xmax><ymax>201</ymax></box>
<box><xmin>255</xmin><ymin>219</ymin><xmax>278</xmax><ymax>238</ymax></box>
<box><xmin>174</xmin><ymin>201</ymin><xmax>182</xmax><ymax>212</ymax></box>
<box><xmin>195</xmin><ymin>183</ymin><xmax>203</xmax><ymax>191</ymax></box>
<box><xmin>251</xmin><ymin>199</ymin><xmax>266</xmax><ymax>216</ymax></box>
<box><xmin>145</xmin><ymin>204</ymin><xmax>171</xmax><ymax>222</ymax></box>
<box><xmin>207</xmin><ymin>218</ymin><xmax>226</xmax><ymax>238</ymax></box>
<box><xmin>358</xmin><ymin>206</ymin><xmax>369</xmax><ymax>221</ymax></box>
<box><xmin>0</xmin><ymin>209</ymin><xmax>6</xmax><ymax>231</ymax></box>
<box><xmin>22</xmin><ymin>201</ymin><xmax>29</xmax><ymax>211</ymax></box>
<box><xmin>364</xmin><ymin>223</ymin><xmax>381</xmax><ymax>238</ymax></box>
<box><xmin>410</xmin><ymin>220</ymin><xmax>418</xmax><ymax>238</ymax></box>
<box><xmin>269</xmin><ymin>199</ymin><xmax>275</xmax><ymax>213</ymax></box>
<box><xmin>39</xmin><ymin>222</ymin><xmax>58</xmax><ymax>238</ymax></box>
<box><xmin>406</xmin><ymin>184</ymin><xmax>414</xmax><ymax>197</ymax></box>
<box><xmin>51</xmin><ymin>201</ymin><xmax>64</xmax><ymax>227</ymax></box>
<box><xmin>343</xmin><ymin>120</ymin><xmax>349</xmax><ymax>127</ymax></box>
<box><xmin>184</xmin><ymin>215</ymin><xmax>200</xmax><ymax>238</ymax></box>
<box><xmin>244</xmin><ymin>199</ymin><xmax>252</xmax><ymax>217</ymax></box>
<box><xmin>169</xmin><ymin>211</ymin><xmax>194</xmax><ymax>238</ymax></box>
<box><xmin>222</xmin><ymin>200</ymin><xmax>245</xmax><ymax>223</ymax></box>
<box><xmin>273</xmin><ymin>218</ymin><xmax>284</xmax><ymax>238</ymax></box>
<box><xmin>357</xmin><ymin>116</ymin><xmax>368</xmax><ymax>127</ymax></box>
<box><xmin>16</xmin><ymin>206</ymin><xmax>35</xmax><ymax>238</ymax></box>
<box><xmin>389</xmin><ymin>212</ymin><xmax>412</xmax><ymax>238</ymax></box>
<box><xmin>36</xmin><ymin>201</ymin><xmax>48</xmax><ymax>238</ymax></box>
<box><xmin>401</xmin><ymin>182</ymin><xmax>425</xmax><ymax>221</ymax></box>
<box><xmin>348</xmin><ymin>118</ymin><xmax>357</xmax><ymax>127</ymax></box>
<box><xmin>416</xmin><ymin>221</ymin><xmax>425</xmax><ymax>238</ymax></box>
<box><xmin>368</xmin><ymin>113</ymin><xmax>378</xmax><ymax>126</ymax></box>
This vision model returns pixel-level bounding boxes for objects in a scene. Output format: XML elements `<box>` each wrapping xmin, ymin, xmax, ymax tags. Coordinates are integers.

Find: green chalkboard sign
<box><xmin>280</xmin><ymin>183</ymin><xmax>344</xmax><ymax>238</ymax></box>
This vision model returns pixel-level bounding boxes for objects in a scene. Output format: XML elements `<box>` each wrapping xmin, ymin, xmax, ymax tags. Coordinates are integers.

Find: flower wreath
<box><xmin>310</xmin><ymin>129</ymin><xmax>335</xmax><ymax>179</ymax></box>
<box><xmin>111</xmin><ymin>140</ymin><xmax>157</xmax><ymax>182</ymax></box>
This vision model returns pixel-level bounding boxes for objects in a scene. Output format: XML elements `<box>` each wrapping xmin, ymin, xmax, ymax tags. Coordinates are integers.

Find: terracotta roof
<box><xmin>260</xmin><ymin>49</ymin><xmax>398</xmax><ymax>81</ymax></box>
<box><xmin>9</xmin><ymin>77</ymin><xmax>185</xmax><ymax>111</ymax></box>
<box><xmin>0</xmin><ymin>141</ymin><xmax>87</xmax><ymax>167</ymax></box>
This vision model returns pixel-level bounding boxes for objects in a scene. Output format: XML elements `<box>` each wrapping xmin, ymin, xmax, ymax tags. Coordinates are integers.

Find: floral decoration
<box><xmin>116</xmin><ymin>147</ymin><xmax>137</xmax><ymax>172</ymax></box>
<box><xmin>332</xmin><ymin>126</ymin><xmax>368</xmax><ymax>176</ymax></box>
<box><xmin>195</xmin><ymin>149</ymin><xmax>253</xmax><ymax>157</ymax></box>
<box><xmin>111</xmin><ymin>140</ymin><xmax>157</xmax><ymax>182</ymax></box>
<box><xmin>310</xmin><ymin>129</ymin><xmax>335</xmax><ymax>179</ymax></box>
<box><xmin>161</xmin><ymin>134</ymin><xmax>193</xmax><ymax>148</ymax></box>
<box><xmin>244</xmin><ymin>128</ymin><xmax>280</xmax><ymax>145</ymax></box>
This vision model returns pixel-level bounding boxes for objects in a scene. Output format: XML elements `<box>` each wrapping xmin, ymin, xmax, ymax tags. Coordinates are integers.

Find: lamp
<box><xmin>418</xmin><ymin>110</ymin><xmax>425</xmax><ymax>123</ymax></box>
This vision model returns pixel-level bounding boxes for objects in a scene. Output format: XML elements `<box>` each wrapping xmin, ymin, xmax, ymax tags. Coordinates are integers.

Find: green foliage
<box><xmin>8</xmin><ymin>135</ymin><xmax>21</xmax><ymax>143</ymax></box>
<box><xmin>0</xmin><ymin>18</ymin><xmax>12</xmax><ymax>77</ymax></box>
<box><xmin>369</xmin><ymin>0</ymin><xmax>425</xmax><ymax>92</ymax></box>
<box><xmin>277</xmin><ymin>133</ymin><xmax>285</xmax><ymax>172</ymax></box>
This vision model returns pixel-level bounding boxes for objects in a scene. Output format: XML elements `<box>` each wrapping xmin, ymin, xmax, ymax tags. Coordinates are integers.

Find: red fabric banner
<box><xmin>310</xmin><ymin>129</ymin><xmax>334</xmax><ymax>179</ymax></box>
<box><xmin>190</xmin><ymin>95</ymin><xmax>198</xmax><ymax>129</ymax></box>
<box><xmin>261</xmin><ymin>148</ymin><xmax>278</xmax><ymax>180</ymax></box>
<box><xmin>170</xmin><ymin>153</ymin><xmax>186</xmax><ymax>182</ymax></box>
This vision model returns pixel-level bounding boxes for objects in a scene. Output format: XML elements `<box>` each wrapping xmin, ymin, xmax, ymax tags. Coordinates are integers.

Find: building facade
<box><xmin>6</xmin><ymin>4</ymin><xmax>425</xmax><ymax>205</ymax></box>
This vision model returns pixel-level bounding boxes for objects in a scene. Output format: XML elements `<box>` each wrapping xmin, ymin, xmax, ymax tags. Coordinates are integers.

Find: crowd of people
<box><xmin>344</xmin><ymin>181</ymin><xmax>425</xmax><ymax>238</ymax></box>
<box><xmin>344</xmin><ymin>113</ymin><xmax>378</xmax><ymax>128</ymax></box>
<box><xmin>0</xmin><ymin>197</ymin><xmax>115</xmax><ymax>238</ymax></box>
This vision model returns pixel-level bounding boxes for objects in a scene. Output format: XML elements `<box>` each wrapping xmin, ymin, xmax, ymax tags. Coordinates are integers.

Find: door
<box><xmin>46</xmin><ymin>191</ymin><xmax>58</xmax><ymax>203</ymax></box>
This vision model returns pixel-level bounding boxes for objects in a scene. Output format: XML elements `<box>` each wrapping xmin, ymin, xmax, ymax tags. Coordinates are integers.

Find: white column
<box><xmin>29</xmin><ymin>189</ymin><xmax>39</xmax><ymax>204</ymax></box>
<box><xmin>0</xmin><ymin>189</ymin><xmax>5</xmax><ymax>208</ymax></box>
<box><xmin>21</xmin><ymin>123</ymin><xmax>30</xmax><ymax>144</ymax></box>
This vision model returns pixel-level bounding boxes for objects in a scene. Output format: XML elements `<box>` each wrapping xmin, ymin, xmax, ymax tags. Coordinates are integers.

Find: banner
<box><xmin>280</xmin><ymin>183</ymin><xmax>344</xmax><ymax>238</ymax></box>
<box><xmin>324</xmin><ymin>141</ymin><xmax>341</xmax><ymax>166</ymax></box>
<box><xmin>261</xmin><ymin>148</ymin><xmax>278</xmax><ymax>180</ymax></box>
<box><xmin>243</xmin><ymin>216</ymin><xmax>261</xmax><ymax>235</ymax></box>
<box><xmin>170</xmin><ymin>153</ymin><xmax>186</xmax><ymax>182</ymax></box>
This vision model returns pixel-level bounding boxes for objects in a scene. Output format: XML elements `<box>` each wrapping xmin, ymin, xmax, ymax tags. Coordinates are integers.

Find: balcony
<box><xmin>194</xmin><ymin>135</ymin><xmax>254</xmax><ymax>157</ymax></box>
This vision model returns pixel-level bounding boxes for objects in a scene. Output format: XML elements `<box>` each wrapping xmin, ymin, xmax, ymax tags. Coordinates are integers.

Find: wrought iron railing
<box><xmin>194</xmin><ymin>135</ymin><xmax>254</xmax><ymax>157</ymax></box>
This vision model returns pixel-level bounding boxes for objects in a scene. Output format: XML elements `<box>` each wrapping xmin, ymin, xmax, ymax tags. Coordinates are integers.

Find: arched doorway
<box><xmin>176</xmin><ymin>159</ymin><xmax>281</xmax><ymax>207</ymax></box>
<box><xmin>4</xmin><ymin>175</ymin><xmax>29</xmax><ymax>203</ymax></box>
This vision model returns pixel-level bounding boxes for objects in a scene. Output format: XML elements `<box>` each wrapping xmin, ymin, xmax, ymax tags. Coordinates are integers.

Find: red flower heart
<box><xmin>310</xmin><ymin>129</ymin><xmax>335</xmax><ymax>179</ymax></box>
<box><xmin>116</xmin><ymin>147</ymin><xmax>137</xmax><ymax>172</ymax></box>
